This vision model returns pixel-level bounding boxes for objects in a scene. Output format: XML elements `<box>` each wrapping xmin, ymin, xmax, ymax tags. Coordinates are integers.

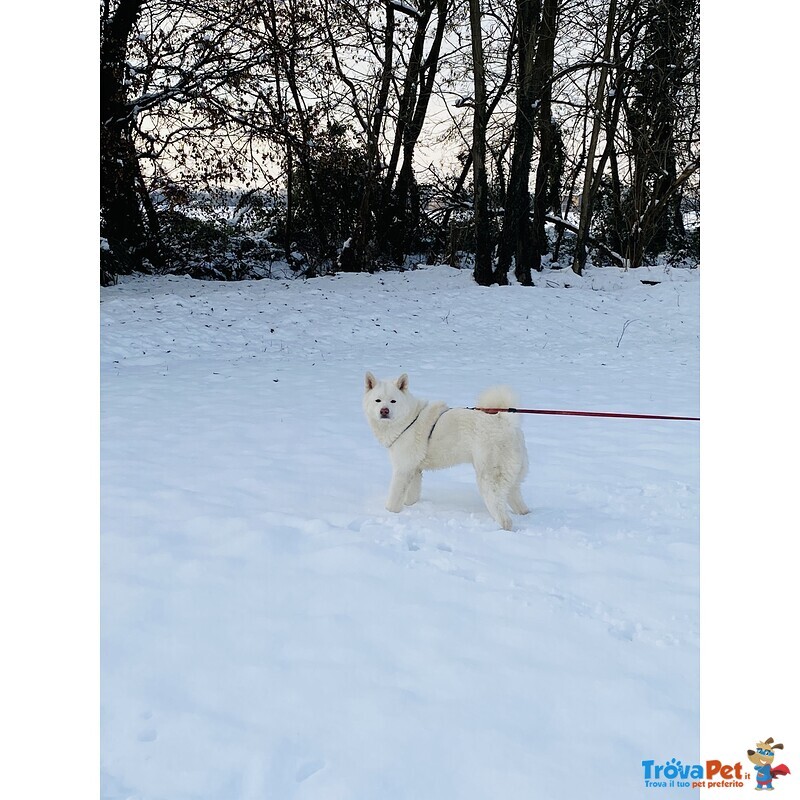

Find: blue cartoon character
<box><xmin>747</xmin><ymin>738</ymin><xmax>791</xmax><ymax>791</ymax></box>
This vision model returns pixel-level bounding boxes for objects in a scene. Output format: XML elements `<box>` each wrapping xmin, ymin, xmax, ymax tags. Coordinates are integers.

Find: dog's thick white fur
<box><xmin>363</xmin><ymin>372</ymin><xmax>530</xmax><ymax>530</ymax></box>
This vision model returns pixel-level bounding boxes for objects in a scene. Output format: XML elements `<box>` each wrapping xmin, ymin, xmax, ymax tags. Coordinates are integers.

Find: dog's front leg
<box><xmin>404</xmin><ymin>471</ymin><xmax>422</xmax><ymax>506</ymax></box>
<box><xmin>386</xmin><ymin>469</ymin><xmax>415</xmax><ymax>513</ymax></box>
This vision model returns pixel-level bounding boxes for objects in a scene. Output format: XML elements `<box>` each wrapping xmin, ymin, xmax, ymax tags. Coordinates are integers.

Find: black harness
<box><xmin>427</xmin><ymin>408</ymin><xmax>449</xmax><ymax>440</ymax></box>
<box><xmin>387</xmin><ymin>407</ymin><xmax>450</xmax><ymax>448</ymax></box>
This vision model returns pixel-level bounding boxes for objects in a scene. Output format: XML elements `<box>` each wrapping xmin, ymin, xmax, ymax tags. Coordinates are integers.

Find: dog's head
<box><xmin>363</xmin><ymin>371</ymin><xmax>414</xmax><ymax>423</ymax></box>
<box><xmin>747</xmin><ymin>738</ymin><xmax>783</xmax><ymax>767</ymax></box>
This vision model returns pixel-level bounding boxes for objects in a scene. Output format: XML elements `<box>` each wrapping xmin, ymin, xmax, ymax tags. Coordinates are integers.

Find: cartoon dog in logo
<box><xmin>747</xmin><ymin>738</ymin><xmax>791</xmax><ymax>790</ymax></box>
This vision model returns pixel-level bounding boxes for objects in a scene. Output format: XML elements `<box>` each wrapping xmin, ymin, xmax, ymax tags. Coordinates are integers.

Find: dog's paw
<box><xmin>385</xmin><ymin>502</ymin><xmax>403</xmax><ymax>513</ymax></box>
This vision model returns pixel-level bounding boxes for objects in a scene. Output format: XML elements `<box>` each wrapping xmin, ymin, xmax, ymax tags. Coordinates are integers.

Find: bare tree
<box><xmin>572</xmin><ymin>0</ymin><xmax>618</xmax><ymax>275</ymax></box>
<box><xmin>469</xmin><ymin>0</ymin><xmax>494</xmax><ymax>285</ymax></box>
<box><xmin>101</xmin><ymin>0</ymin><xmax>157</xmax><ymax>277</ymax></box>
<box><xmin>624</xmin><ymin>0</ymin><xmax>699</xmax><ymax>266</ymax></box>
<box><xmin>383</xmin><ymin>0</ymin><xmax>449</xmax><ymax>262</ymax></box>
<box><xmin>496</xmin><ymin>0</ymin><xmax>540</xmax><ymax>286</ymax></box>
<box><xmin>530</xmin><ymin>0</ymin><xmax>561</xmax><ymax>269</ymax></box>
<box><xmin>101</xmin><ymin>0</ymin><xmax>281</xmax><ymax>279</ymax></box>
<box><xmin>330</xmin><ymin>1</ymin><xmax>397</xmax><ymax>271</ymax></box>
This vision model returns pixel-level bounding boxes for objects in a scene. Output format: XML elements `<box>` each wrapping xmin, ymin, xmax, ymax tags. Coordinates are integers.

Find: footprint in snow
<box><xmin>449</xmin><ymin>566</ymin><xmax>483</xmax><ymax>583</ymax></box>
<box><xmin>607</xmin><ymin>620</ymin><xmax>640</xmax><ymax>641</ymax></box>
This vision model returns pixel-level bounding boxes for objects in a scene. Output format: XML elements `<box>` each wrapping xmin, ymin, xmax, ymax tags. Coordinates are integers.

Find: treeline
<box><xmin>100</xmin><ymin>0</ymin><xmax>699</xmax><ymax>285</ymax></box>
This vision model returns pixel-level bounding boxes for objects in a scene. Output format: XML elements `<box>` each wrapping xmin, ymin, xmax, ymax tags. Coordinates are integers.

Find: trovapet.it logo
<box><xmin>641</xmin><ymin>736</ymin><xmax>791</xmax><ymax>791</ymax></box>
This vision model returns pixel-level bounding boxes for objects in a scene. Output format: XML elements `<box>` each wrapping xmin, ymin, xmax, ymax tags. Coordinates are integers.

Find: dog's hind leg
<box><xmin>404</xmin><ymin>471</ymin><xmax>422</xmax><ymax>506</ymax></box>
<box><xmin>509</xmin><ymin>484</ymin><xmax>529</xmax><ymax>515</ymax></box>
<box><xmin>473</xmin><ymin>448</ymin><xmax>515</xmax><ymax>530</ymax></box>
<box><xmin>475</xmin><ymin>474</ymin><xmax>513</xmax><ymax>531</ymax></box>
<box><xmin>482</xmin><ymin>490</ymin><xmax>513</xmax><ymax>531</ymax></box>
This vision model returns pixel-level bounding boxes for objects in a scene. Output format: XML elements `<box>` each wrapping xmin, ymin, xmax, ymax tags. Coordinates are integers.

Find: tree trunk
<box><xmin>496</xmin><ymin>0</ymin><xmax>541</xmax><ymax>286</ymax></box>
<box><xmin>469</xmin><ymin>0</ymin><xmax>493</xmax><ymax>285</ymax></box>
<box><xmin>436</xmin><ymin>19</ymin><xmax>516</xmax><ymax>257</ymax></box>
<box><xmin>530</xmin><ymin>0</ymin><xmax>559</xmax><ymax>269</ymax></box>
<box><xmin>627</xmin><ymin>160</ymin><xmax>699</xmax><ymax>267</ymax></box>
<box><xmin>572</xmin><ymin>0</ymin><xmax>617</xmax><ymax>275</ymax></box>
<box><xmin>378</xmin><ymin>2</ymin><xmax>434</xmax><ymax>258</ymax></box>
<box><xmin>267</xmin><ymin>0</ymin><xmax>331</xmax><ymax>269</ymax></box>
<box><xmin>626</xmin><ymin>0</ymin><xmax>694</xmax><ymax>266</ymax></box>
<box><xmin>344</xmin><ymin>2</ymin><xmax>396</xmax><ymax>271</ymax></box>
<box><xmin>100</xmin><ymin>0</ymin><xmax>161</xmax><ymax>280</ymax></box>
<box><xmin>391</xmin><ymin>0</ymin><xmax>448</xmax><ymax>261</ymax></box>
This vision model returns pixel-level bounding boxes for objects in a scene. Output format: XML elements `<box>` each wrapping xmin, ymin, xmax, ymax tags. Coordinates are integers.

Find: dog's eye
<box><xmin>375</xmin><ymin>399</ymin><xmax>381</xmax><ymax>403</ymax></box>
<box><xmin>390</xmin><ymin>400</ymin><xmax>396</xmax><ymax>403</ymax></box>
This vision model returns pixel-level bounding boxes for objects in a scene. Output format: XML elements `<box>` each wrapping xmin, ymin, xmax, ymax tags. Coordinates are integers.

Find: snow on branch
<box><xmin>545</xmin><ymin>215</ymin><xmax>627</xmax><ymax>268</ymax></box>
<box><xmin>388</xmin><ymin>0</ymin><xmax>421</xmax><ymax>20</ymax></box>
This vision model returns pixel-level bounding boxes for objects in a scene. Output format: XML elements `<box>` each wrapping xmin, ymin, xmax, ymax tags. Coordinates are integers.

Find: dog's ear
<box><xmin>396</xmin><ymin>373</ymin><xmax>409</xmax><ymax>391</ymax></box>
<box><xmin>365</xmin><ymin>371</ymin><xmax>377</xmax><ymax>392</ymax></box>
<box><xmin>773</xmin><ymin>743</ymin><xmax>784</xmax><ymax>750</ymax></box>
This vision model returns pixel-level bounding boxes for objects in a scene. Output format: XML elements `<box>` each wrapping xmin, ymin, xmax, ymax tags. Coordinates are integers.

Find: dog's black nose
<box><xmin>380</xmin><ymin>407</ymin><xmax>390</xmax><ymax>418</ymax></box>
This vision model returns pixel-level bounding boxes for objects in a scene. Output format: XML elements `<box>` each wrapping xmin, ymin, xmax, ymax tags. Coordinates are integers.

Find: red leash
<box><xmin>471</xmin><ymin>407</ymin><xmax>699</xmax><ymax>422</ymax></box>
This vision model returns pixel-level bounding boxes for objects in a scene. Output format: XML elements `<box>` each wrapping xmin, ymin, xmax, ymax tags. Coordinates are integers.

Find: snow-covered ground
<box><xmin>101</xmin><ymin>264</ymin><xmax>699</xmax><ymax>799</ymax></box>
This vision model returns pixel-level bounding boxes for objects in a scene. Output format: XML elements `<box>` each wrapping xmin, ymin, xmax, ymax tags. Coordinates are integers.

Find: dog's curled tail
<box><xmin>476</xmin><ymin>386</ymin><xmax>520</xmax><ymax>422</ymax></box>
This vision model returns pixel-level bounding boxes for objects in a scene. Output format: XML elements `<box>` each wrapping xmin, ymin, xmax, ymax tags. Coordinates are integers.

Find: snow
<box><xmin>101</xmin><ymin>263</ymin><xmax>699</xmax><ymax>799</ymax></box>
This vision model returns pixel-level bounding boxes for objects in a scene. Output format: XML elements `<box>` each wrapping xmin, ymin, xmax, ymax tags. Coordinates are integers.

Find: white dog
<box><xmin>363</xmin><ymin>372</ymin><xmax>530</xmax><ymax>530</ymax></box>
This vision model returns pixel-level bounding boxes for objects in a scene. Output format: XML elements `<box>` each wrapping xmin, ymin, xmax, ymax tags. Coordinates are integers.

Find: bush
<box><xmin>159</xmin><ymin>207</ymin><xmax>287</xmax><ymax>280</ymax></box>
<box><xmin>289</xmin><ymin>122</ymin><xmax>368</xmax><ymax>269</ymax></box>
